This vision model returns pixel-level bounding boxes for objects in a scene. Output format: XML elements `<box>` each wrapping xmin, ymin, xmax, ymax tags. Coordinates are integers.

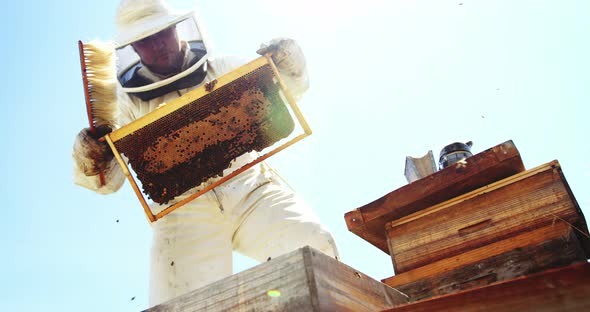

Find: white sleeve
<box><xmin>117</xmin><ymin>90</ymin><xmax>139</xmax><ymax>130</ymax></box>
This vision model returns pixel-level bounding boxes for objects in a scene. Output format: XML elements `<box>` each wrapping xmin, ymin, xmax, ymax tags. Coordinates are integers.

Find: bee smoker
<box><xmin>438</xmin><ymin>141</ymin><xmax>473</xmax><ymax>169</ymax></box>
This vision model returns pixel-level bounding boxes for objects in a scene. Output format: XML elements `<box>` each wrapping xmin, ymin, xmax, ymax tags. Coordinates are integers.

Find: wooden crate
<box><xmin>145</xmin><ymin>246</ymin><xmax>408</xmax><ymax>312</ymax></box>
<box><xmin>385</xmin><ymin>160</ymin><xmax>589</xmax><ymax>274</ymax></box>
<box><xmin>382</xmin><ymin>221</ymin><xmax>587</xmax><ymax>300</ymax></box>
<box><xmin>380</xmin><ymin>262</ymin><xmax>590</xmax><ymax>312</ymax></box>
<box><xmin>345</xmin><ymin>140</ymin><xmax>525</xmax><ymax>254</ymax></box>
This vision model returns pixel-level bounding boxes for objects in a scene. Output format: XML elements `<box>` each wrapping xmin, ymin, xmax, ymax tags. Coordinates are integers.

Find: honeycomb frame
<box><xmin>105</xmin><ymin>55</ymin><xmax>311</xmax><ymax>222</ymax></box>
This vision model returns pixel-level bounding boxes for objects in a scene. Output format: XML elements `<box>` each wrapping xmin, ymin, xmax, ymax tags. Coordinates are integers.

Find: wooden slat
<box><xmin>380</xmin><ymin>262</ymin><xmax>590</xmax><ymax>312</ymax></box>
<box><xmin>145</xmin><ymin>246</ymin><xmax>408</xmax><ymax>312</ymax></box>
<box><xmin>382</xmin><ymin>221</ymin><xmax>586</xmax><ymax>301</ymax></box>
<box><xmin>386</xmin><ymin>161</ymin><xmax>585</xmax><ymax>273</ymax></box>
<box><xmin>345</xmin><ymin>140</ymin><xmax>525</xmax><ymax>254</ymax></box>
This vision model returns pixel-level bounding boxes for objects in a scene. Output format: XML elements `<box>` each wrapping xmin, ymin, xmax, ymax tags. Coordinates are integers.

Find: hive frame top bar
<box><xmin>104</xmin><ymin>54</ymin><xmax>312</xmax><ymax>222</ymax></box>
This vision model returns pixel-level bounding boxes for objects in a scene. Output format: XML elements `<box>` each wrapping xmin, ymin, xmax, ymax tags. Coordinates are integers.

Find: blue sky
<box><xmin>1</xmin><ymin>0</ymin><xmax>589</xmax><ymax>311</ymax></box>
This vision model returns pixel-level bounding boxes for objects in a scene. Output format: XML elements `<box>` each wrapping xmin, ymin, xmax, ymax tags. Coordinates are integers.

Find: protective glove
<box><xmin>257</xmin><ymin>38</ymin><xmax>309</xmax><ymax>98</ymax></box>
<box><xmin>72</xmin><ymin>125</ymin><xmax>114</xmax><ymax>176</ymax></box>
<box><xmin>257</xmin><ymin>38</ymin><xmax>306</xmax><ymax>79</ymax></box>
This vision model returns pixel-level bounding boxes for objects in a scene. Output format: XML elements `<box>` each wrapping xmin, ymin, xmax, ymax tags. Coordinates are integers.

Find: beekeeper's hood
<box><xmin>114</xmin><ymin>0</ymin><xmax>210</xmax><ymax>99</ymax></box>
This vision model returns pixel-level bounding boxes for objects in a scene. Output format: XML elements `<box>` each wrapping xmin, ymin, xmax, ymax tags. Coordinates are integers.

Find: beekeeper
<box><xmin>72</xmin><ymin>0</ymin><xmax>338</xmax><ymax>307</ymax></box>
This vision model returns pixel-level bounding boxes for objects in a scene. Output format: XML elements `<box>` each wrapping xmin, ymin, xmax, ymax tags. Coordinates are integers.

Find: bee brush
<box><xmin>78</xmin><ymin>40</ymin><xmax>118</xmax><ymax>186</ymax></box>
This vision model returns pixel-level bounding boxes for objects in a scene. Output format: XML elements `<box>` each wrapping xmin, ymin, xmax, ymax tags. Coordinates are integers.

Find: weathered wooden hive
<box><xmin>345</xmin><ymin>140</ymin><xmax>590</xmax><ymax>311</ymax></box>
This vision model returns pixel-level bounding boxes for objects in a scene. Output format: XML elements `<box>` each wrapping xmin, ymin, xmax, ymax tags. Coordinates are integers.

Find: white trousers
<box><xmin>148</xmin><ymin>162</ymin><xmax>338</xmax><ymax>307</ymax></box>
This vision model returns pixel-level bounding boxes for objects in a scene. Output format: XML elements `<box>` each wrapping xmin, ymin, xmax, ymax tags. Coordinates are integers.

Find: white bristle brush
<box><xmin>78</xmin><ymin>40</ymin><xmax>118</xmax><ymax>185</ymax></box>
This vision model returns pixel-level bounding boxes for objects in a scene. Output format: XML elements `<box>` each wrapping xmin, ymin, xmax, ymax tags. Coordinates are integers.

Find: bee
<box><xmin>205</xmin><ymin>79</ymin><xmax>218</xmax><ymax>92</ymax></box>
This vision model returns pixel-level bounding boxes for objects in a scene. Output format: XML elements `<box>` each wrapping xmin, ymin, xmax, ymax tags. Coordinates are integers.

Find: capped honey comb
<box><xmin>113</xmin><ymin>63</ymin><xmax>294</xmax><ymax>204</ymax></box>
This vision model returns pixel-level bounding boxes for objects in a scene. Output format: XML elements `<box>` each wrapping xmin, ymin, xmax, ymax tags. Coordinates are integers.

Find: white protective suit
<box><xmin>72</xmin><ymin>3</ymin><xmax>338</xmax><ymax>307</ymax></box>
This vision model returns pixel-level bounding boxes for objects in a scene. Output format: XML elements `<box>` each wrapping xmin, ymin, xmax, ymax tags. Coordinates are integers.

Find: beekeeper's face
<box><xmin>132</xmin><ymin>26</ymin><xmax>183</xmax><ymax>76</ymax></box>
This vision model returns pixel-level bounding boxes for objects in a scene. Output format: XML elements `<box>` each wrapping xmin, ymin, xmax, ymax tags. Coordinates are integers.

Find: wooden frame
<box><xmin>104</xmin><ymin>55</ymin><xmax>311</xmax><ymax>223</ymax></box>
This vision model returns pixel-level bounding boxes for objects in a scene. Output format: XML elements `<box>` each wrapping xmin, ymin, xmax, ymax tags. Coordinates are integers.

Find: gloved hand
<box><xmin>72</xmin><ymin>125</ymin><xmax>114</xmax><ymax>176</ymax></box>
<box><xmin>256</xmin><ymin>38</ymin><xmax>306</xmax><ymax>79</ymax></box>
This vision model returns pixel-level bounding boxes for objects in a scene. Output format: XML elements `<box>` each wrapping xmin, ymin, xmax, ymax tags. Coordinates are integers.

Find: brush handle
<box><xmin>78</xmin><ymin>40</ymin><xmax>106</xmax><ymax>186</ymax></box>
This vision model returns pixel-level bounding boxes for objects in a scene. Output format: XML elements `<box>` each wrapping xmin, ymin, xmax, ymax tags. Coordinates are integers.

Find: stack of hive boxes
<box><xmin>345</xmin><ymin>140</ymin><xmax>590</xmax><ymax>308</ymax></box>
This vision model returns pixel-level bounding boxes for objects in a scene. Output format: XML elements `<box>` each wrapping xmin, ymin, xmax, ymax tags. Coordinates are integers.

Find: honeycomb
<box><xmin>114</xmin><ymin>64</ymin><xmax>295</xmax><ymax>204</ymax></box>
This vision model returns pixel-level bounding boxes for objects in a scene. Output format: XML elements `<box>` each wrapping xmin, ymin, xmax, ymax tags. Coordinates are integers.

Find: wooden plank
<box><xmin>145</xmin><ymin>246</ymin><xmax>408</xmax><ymax>312</ymax></box>
<box><xmin>381</xmin><ymin>262</ymin><xmax>590</xmax><ymax>312</ymax></box>
<box><xmin>386</xmin><ymin>161</ymin><xmax>587</xmax><ymax>273</ymax></box>
<box><xmin>382</xmin><ymin>221</ymin><xmax>587</xmax><ymax>301</ymax></box>
<box><xmin>345</xmin><ymin>140</ymin><xmax>525</xmax><ymax>254</ymax></box>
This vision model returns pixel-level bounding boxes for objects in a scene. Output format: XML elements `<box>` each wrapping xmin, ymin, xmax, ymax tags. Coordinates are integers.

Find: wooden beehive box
<box><xmin>382</xmin><ymin>160</ymin><xmax>590</xmax><ymax>300</ymax></box>
<box><xmin>144</xmin><ymin>246</ymin><xmax>408</xmax><ymax>312</ymax></box>
<box><xmin>381</xmin><ymin>262</ymin><xmax>590</xmax><ymax>312</ymax></box>
<box><xmin>345</xmin><ymin>140</ymin><xmax>526</xmax><ymax>254</ymax></box>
